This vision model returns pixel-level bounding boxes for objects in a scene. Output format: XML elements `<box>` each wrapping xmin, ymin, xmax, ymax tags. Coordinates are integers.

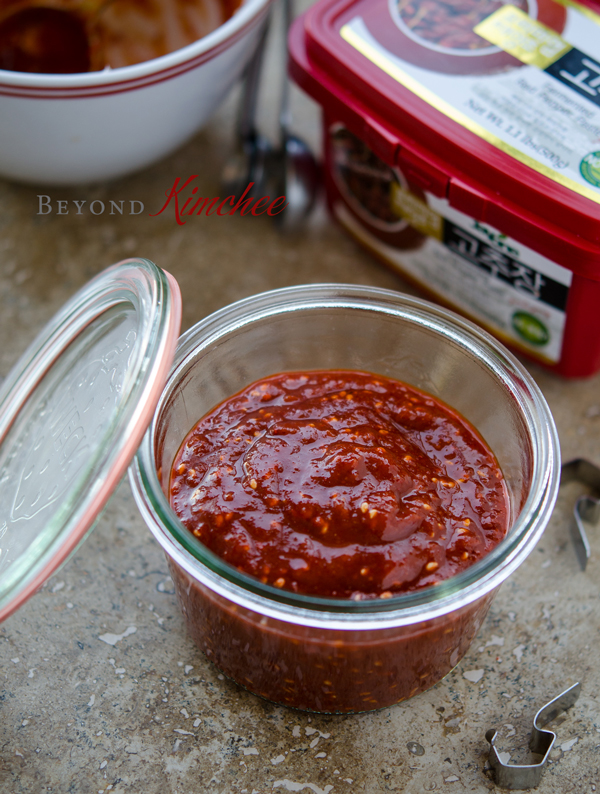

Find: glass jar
<box><xmin>129</xmin><ymin>284</ymin><xmax>560</xmax><ymax>713</ymax></box>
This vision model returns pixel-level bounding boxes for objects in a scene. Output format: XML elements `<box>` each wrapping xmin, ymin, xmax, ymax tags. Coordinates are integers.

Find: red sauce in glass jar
<box><xmin>170</xmin><ymin>371</ymin><xmax>508</xmax><ymax>599</ymax></box>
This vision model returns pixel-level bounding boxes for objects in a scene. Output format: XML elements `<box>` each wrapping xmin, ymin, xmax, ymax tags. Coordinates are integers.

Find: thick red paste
<box><xmin>170</xmin><ymin>371</ymin><xmax>508</xmax><ymax>599</ymax></box>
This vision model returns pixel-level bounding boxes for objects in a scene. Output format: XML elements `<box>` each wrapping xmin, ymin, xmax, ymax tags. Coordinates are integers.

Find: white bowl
<box><xmin>0</xmin><ymin>0</ymin><xmax>271</xmax><ymax>185</ymax></box>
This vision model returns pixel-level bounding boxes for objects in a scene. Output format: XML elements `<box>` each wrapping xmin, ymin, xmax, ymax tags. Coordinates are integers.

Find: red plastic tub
<box><xmin>289</xmin><ymin>0</ymin><xmax>600</xmax><ymax>377</ymax></box>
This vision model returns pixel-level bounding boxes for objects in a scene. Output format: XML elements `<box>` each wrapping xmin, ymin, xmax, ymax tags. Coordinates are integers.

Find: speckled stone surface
<box><xmin>0</xmin><ymin>3</ymin><xmax>599</xmax><ymax>792</ymax></box>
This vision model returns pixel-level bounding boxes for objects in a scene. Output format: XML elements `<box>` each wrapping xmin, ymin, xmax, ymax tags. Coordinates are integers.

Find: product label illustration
<box><xmin>341</xmin><ymin>0</ymin><xmax>600</xmax><ymax>202</ymax></box>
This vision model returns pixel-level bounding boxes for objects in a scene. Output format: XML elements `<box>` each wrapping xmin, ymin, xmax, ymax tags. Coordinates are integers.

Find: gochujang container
<box><xmin>289</xmin><ymin>0</ymin><xmax>600</xmax><ymax>377</ymax></box>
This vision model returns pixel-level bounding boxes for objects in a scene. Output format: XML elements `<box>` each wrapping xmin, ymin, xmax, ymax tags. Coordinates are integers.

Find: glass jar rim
<box><xmin>130</xmin><ymin>284</ymin><xmax>560</xmax><ymax>630</ymax></box>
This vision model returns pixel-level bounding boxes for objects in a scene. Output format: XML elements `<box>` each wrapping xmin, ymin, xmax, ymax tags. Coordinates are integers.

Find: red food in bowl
<box><xmin>89</xmin><ymin>0</ymin><xmax>242</xmax><ymax>70</ymax></box>
<box><xmin>0</xmin><ymin>0</ymin><xmax>242</xmax><ymax>74</ymax></box>
<box><xmin>0</xmin><ymin>7</ymin><xmax>90</xmax><ymax>73</ymax></box>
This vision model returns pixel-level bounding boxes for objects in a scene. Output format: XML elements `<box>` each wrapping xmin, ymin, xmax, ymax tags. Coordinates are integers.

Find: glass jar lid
<box><xmin>0</xmin><ymin>259</ymin><xmax>181</xmax><ymax>622</ymax></box>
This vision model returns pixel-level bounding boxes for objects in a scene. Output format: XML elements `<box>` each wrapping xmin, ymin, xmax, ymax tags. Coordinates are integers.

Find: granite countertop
<box><xmin>0</xmin><ymin>3</ymin><xmax>599</xmax><ymax>791</ymax></box>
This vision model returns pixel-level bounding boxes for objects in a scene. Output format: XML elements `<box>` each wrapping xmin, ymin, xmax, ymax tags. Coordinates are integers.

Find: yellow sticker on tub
<box><xmin>391</xmin><ymin>184</ymin><xmax>443</xmax><ymax>240</ymax></box>
<box><xmin>474</xmin><ymin>6</ymin><xmax>572</xmax><ymax>69</ymax></box>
